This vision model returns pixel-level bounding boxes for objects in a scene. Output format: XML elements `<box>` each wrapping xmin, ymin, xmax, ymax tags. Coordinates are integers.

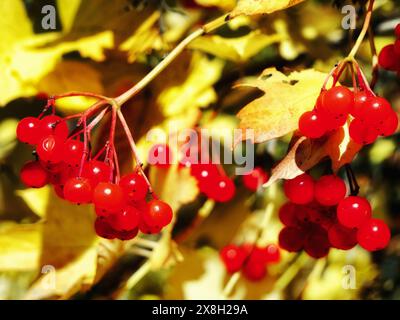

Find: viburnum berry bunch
<box><xmin>220</xmin><ymin>243</ymin><xmax>280</xmax><ymax>281</ymax></box>
<box><xmin>278</xmin><ymin>172</ymin><xmax>390</xmax><ymax>258</ymax></box>
<box><xmin>298</xmin><ymin>61</ymin><xmax>398</xmax><ymax>145</ymax></box>
<box><xmin>17</xmin><ymin>97</ymin><xmax>173</xmax><ymax>240</ymax></box>
<box><xmin>378</xmin><ymin>23</ymin><xmax>400</xmax><ymax>74</ymax></box>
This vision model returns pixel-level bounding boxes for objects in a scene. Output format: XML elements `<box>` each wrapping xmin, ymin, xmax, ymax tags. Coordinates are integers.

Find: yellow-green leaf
<box><xmin>231</xmin><ymin>0</ymin><xmax>306</xmax><ymax>17</ymax></box>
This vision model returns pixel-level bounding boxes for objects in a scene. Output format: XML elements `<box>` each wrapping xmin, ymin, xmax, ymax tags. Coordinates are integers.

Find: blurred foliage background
<box><xmin>0</xmin><ymin>0</ymin><xmax>399</xmax><ymax>300</ymax></box>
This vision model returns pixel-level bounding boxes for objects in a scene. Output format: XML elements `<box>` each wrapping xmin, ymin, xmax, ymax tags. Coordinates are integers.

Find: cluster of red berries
<box><xmin>17</xmin><ymin>114</ymin><xmax>173</xmax><ymax>240</ymax></box>
<box><xmin>299</xmin><ymin>85</ymin><xmax>398</xmax><ymax>144</ymax></box>
<box><xmin>220</xmin><ymin>243</ymin><xmax>280</xmax><ymax>281</ymax></box>
<box><xmin>378</xmin><ymin>23</ymin><xmax>400</xmax><ymax>74</ymax></box>
<box><xmin>278</xmin><ymin>173</ymin><xmax>391</xmax><ymax>258</ymax></box>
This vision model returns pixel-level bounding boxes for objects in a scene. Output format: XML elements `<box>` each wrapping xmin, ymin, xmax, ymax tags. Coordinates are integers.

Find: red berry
<box><xmin>16</xmin><ymin>117</ymin><xmax>42</xmax><ymax>144</ymax></box>
<box><xmin>138</xmin><ymin>220</ymin><xmax>163</xmax><ymax>234</ymax></box>
<box><xmin>220</xmin><ymin>244</ymin><xmax>246</xmax><ymax>273</ymax></box>
<box><xmin>304</xmin><ymin>227</ymin><xmax>330</xmax><ymax>258</ymax></box>
<box><xmin>395</xmin><ymin>23</ymin><xmax>400</xmax><ymax>39</ymax></box>
<box><xmin>20</xmin><ymin>161</ymin><xmax>49</xmax><ymax>188</ymax></box>
<box><xmin>63</xmin><ymin>140</ymin><xmax>84</xmax><ymax>167</ymax></box>
<box><xmin>190</xmin><ymin>163</ymin><xmax>218</xmax><ymax>180</ymax></box>
<box><xmin>109</xmin><ymin>206</ymin><xmax>141</xmax><ymax>231</ymax></box>
<box><xmin>328</xmin><ymin>223</ymin><xmax>357</xmax><ymax>250</ymax></box>
<box><xmin>94</xmin><ymin>217</ymin><xmax>117</xmax><ymax>239</ymax></box>
<box><xmin>82</xmin><ymin>160</ymin><xmax>112</xmax><ymax>187</ymax></box>
<box><xmin>119</xmin><ymin>173</ymin><xmax>148</xmax><ymax>202</ymax></box>
<box><xmin>359</xmin><ymin>97</ymin><xmax>393</xmax><ymax>125</ymax></box>
<box><xmin>298</xmin><ymin>110</ymin><xmax>327</xmax><ymax>138</ymax></box>
<box><xmin>204</xmin><ymin>175</ymin><xmax>235</xmax><ymax>202</ymax></box>
<box><xmin>148</xmin><ymin>143</ymin><xmax>173</xmax><ymax>168</ymax></box>
<box><xmin>283</xmin><ymin>173</ymin><xmax>314</xmax><ymax>205</ymax></box>
<box><xmin>378</xmin><ymin>44</ymin><xmax>398</xmax><ymax>71</ymax></box>
<box><xmin>36</xmin><ymin>135</ymin><xmax>65</xmax><ymax>163</ymax></box>
<box><xmin>143</xmin><ymin>199</ymin><xmax>173</xmax><ymax>228</ymax></box>
<box><xmin>242</xmin><ymin>167</ymin><xmax>269</xmax><ymax>191</ymax></box>
<box><xmin>278</xmin><ymin>227</ymin><xmax>305</xmax><ymax>252</ymax></box>
<box><xmin>377</xmin><ymin>109</ymin><xmax>398</xmax><ymax>137</ymax></box>
<box><xmin>351</xmin><ymin>91</ymin><xmax>369</xmax><ymax>118</ymax></box>
<box><xmin>314</xmin><ymin>175</ymin><xmax>346</xmax><ymax>206</ymax></box>
<box><xmin>279</xmin><ymin>202</ymin><xmax>300</xmax><ymax>227</ymax></box>
<box><xmin>306</xmin><ymin>204</ymin><xmax>336</xmax><ymax>230</ymax></box>
<box><xmin>337</xmin><ymin>196</ymin><xmax>372</xmax><ymax>228</ymax></box>
<box><xmin>242</xmin><ymin>259</ymin><xmax>266</xmax><ymax>281</ymax></box>
<box><xmin>116</xmin><ymin>228</ymin><xmax>139</xmax><ymax>240</ymax></box>
<box><xmin>63</xmin><ymin>177</ymin><xmax>92</xmax><ymax>204</ymax></box>
<box><xmin>349</xmin><ymin>118</ymin><xmax>378</xmax><ymax>145</ymax></box>
<box><xmin>93</xmin><ymin>182</ymin><xmax>126</xmax><ymax>212</ymax></box>
<box><xmin>264</xmin><ymin>244</ymin><xmax>281</xmax><ymax>263</ymax></box>
<box><xmin>357</xmin><ymin>218</ymin><xmax>391</xmax><ymax>251</ymax></box>
<box><xmin>39</xmin><ymin>115</ymin><xmax>68</xmax><ymax>140</ymax></box>
<box><xmin>320</xmin><ymin>86</ymin><xmax>354</xmax><ymax>119</ymax></box>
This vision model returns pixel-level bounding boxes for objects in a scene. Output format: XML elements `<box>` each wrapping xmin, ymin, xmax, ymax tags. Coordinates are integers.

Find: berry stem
<box><xmin>53</xmin><ymin>91</ymin><xmax>109</xmax><ymax>101</ymax></box>
<box><xmin>367</xmin><ymin>25</ymin><xmax>379</xmax><ymax>89</ymax></box>
<box><xmin>345</xmin><ymin>164</ymin><xmax>360</xmax><ymax>196</ymax></box>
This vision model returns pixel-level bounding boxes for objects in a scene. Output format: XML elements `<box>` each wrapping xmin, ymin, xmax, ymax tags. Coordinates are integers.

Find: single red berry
<box><xmin>358</xmin><ymin>97</ymin><xmax>393</xmax><ymax>125</ymax></box>
<box><xmin>190</xmin><ymin>163</ymin><xmax>219</xmax><ymax>180</ymax></box>
<box><xmin>328</xmin><ymin>223</ymin><xmax>358</xmax><ymax>250</ymax></box>
<box><xmin>20</xmin><ymin>161</ymin><xmax>49</xmax><ymax>188</ymax></box>
<box><xmin>116</xmin><ymin>228</ymin><xmax>139</xmax><ymax>240</ymax></box>
<box><xmin>242</xmin><ymin>167</ymin><xmax>269</xmax><ymax>191</ymax></box>
<box><xmin>204</xmin><ymin>175</ymin><xmax>236</xmax><ymax>202</ymax></box>
<box><xmin>304</xmin><ymin>227</ymin><xmax>330</xmax><ymax>258</ymax></box>
<box><xmin>93</xmin><ymin>182</ymin><xmax>126</xmax><ymax>212</ymax></box>
<box><xmin>349</xmin><ymin>118</ymin><xmax>378</xmax><ymax>145</ymax></box>
<box><xmin>357</xmin><ymin>218</ymin><xmax>391</xmax><ymax>251</ymax></box>
<box><xmin>94</xmin><ymin>217</ymin><xmax>117</xmax><ymax>239</ymax></box>
<box><xmin>337</xmin><ymin>196</ymin><xmax>372</xmax><ymax>228</ymax></box>
<box><xmin>283</xmin><ymin>173</ymin><xmax>314</xmax><ymax>205</ymax></box>
<box><xmin>279</xmin><ymin>202</ymin><xmax>300</xmax><ymax>227</ymax></box>
<box><xmin>298</xmin><ymin>110</ymin><xmax>327</xmax><ymax>138</ymax></box>
<box><xmin>119</xmin><ymin>173</ymin><xmax>148</xmax><ymax>202</ymax></box>
<box><xmin>314</xmin><ymin>175</ymin><xmax>346</xmax><ymax>206</ymax></box>
<box><xmin>376</xmin><ymin>109</ymin><xmax>398</xmax><ymax>137</ymax></box>
<box><xmin>63</xmin><ymin>177</ymin><xmax>92</xmax><ymax>204</ymax></box>
<box><xmin>378</xmin><ymin>44</ymin><xmax>398</xmax><ymax>71</ymax></box>
<box><xmin>82</xmin><ymin>160</ymin><xmax>112</xmax><ymax>187</ymax></box>
<box><xmin>36</xmin><ymin>135</ymin><xmax>65</xmax><ymax>163</ymax></box>
<box><xmin>278</xmin><ymin>227</ymin><xmax>305</xmax><ymax>252</ymax></box>
<box><xmin>109</xmin><ymin>206</ymin><xmax>141</xmax><ymax>231</ymax></box>
<box><xmin>143</xmin><ymin>199</ymin><xmax>173</xmax><ymax>228</ymax></box>
<box><xmin>16</xmin><ymin>117</ymin><xmax>42</xmax><ymax>145</ymax></box>
<box><xmin>351</xmin><ymin>91</ymin><xmax>370</xmax><ymax>118</ymax></box>
<box><xmin>39</xmin><ymin>115</ymin><xmax>69</xmax><ymax>140</ymax></box>
<box><xmin>242</xmin><ymin>259</ymin><xmax>266</xmax><ymax>281</ymax></box>
<box><xmin>320</xmin><ymin>86</ymin><xmax>354</xmax><ymax>119</ymax></box>
<box><xmin>138</xmin><ymin>219</ymin><xmax>163</xmax><ymax>234</ymax></box>
<box><xmin>148</xmin><ymin>143</ymin><xmax>173</xmax><ymax>168</ymax></box>
<box><xmin>220</xmin><ymin>244</ymin><xmax>246</xmax><ymax>273</ymax></box>
<box><xmin>264</xmin><ymin>244</ymin><xmax>281</xmax><ymax>264</ymax></box>
<box><xmin>62</xmin><ymin>140</ymin><xmax>84</xmax><ymax>167</ymax></box>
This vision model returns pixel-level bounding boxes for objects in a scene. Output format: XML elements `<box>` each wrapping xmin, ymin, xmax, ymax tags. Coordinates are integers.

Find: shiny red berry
<box><xmin>358</xmin><ymin>97</ymin><xmax>393</xmax><ymax>125</ymax></box>
<box><xmin>82</xmin><ymin>160</ymin><xmax>112</xmax><ymax>187</ymax></box>
<box><xmin>320</xmin><ymin>86</ymin><xmax>354</xmax><ymax>118</ymax></box>
<box><xmin>283</xmin><ymin>173</ymin><xmax>314</xmax><ymax>205</ymax></box>
<box><xmin>20</xmin><ymin>161</ymin><xmax>49</xmax><ymax>188</ymax></box>
<box><xmin>109</xmin><ymin>206</ymin><xmax>141</xmax><ymax>231</ymax></box>
<box><xmin>148</xmin><ymin>143</ymin><xmax>173</xmax><ymax>168</ymax></box>
<box><xmin>16</xmin><ymin>117</ymin><xmax>42</xmax><ymax>145</ymax></box>
<box><xmin>119</xmin><ymin>173</ymin><xmax>148</xmax><ymax>202</ymax></box>
<box><xmin>264</xmin><ymin>244</ymin><xmax>281</xmax><ymax>263</ymax></box>
<box><xmin>378</xmin><ymin>44</ymin><xmax>398</xmax><ymax>71</ymax></box>
<box><xmin>63</xmin><ymin>140</ymin><xmax>84</xmax><ymax>167</ymax></box>
<box><xmin>143</xmin><ymin>199</ymin><xmax>173</xmax><ymax>228</ymax></box>
<box><xmin>220</xmin><ymin>244</ymin><xmax>246</xmax><ymax>273</ymax></box>
<box><xmin>93</xmin><ymin>182</ymin><xmax>126</xmax><ymax>212</ymax></box>
<box><xmin>351</xmin><ymin>91</ymin><xmax>369</xmax><ymax>118</ymax></box>
<box><xmin>204</xmin><ymin>175</ymin><xmax>236</xmax><ymax>202</ymax></box>
<box><xmin>242</xmin><ymin>259</ymin><xmax>266</xmax><ymax>281</ymax></box>
<box><xmin>63</xmin><ymin>177</ymin><xmax>92</xmax><ymax>204</ymax></box>
<box><xmin>39</xmin><ymin>115</ymin><xmax>69</xmax><ymax>140</ymax></box>
<box><xmin>328</xmin><ymin>223</ymin><xmax>357</xmax><ymax>250</ymax></box>
<box><xmin>36</xmin><ymin>135</ymin><xmax>65</xmax><ymax>163</ymax></box>
<box><xmin>314</xmin><ymin>175</ymin><xmax>346</xmax><ymax>206</ymax></box>
<box><xmin>242</xmin><ymin>167</ymin><xmax>269</xmax><ymax>191</ymax></box>
<box><xmin>337</xmin><ymin>196</ymin><xmax>372</xmax><ymax>228</ymax></box>
<box><xmin>349</xmin><ymin>118</ymin><xmax>378</xmax><ymax>145</ymax></box>
<box><xmin>377</xmin><ymin>109</ymin><xmax>398</xmax><ymax>137</ymax></box>
<box><xmin>357</xmin><ymin>218</ymin><xmax>391</xmax><ymax>251</ymax></box>
<box><xmin>298</xmin><ymin>110</ymin><xmax>327</xmax><ymax>138</ymax></box>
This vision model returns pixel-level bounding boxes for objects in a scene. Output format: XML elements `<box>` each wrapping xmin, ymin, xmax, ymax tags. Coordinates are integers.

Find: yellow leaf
<box><xmin>16</xmin><ymin>186</ymin><xmax>51</xmax><ymax>218</ymax></box>
<box><xmin>195</xmin><ymin>0</ymin><xmax>236</xmax><ymax>10</ymax></box>
<box><xmin>236</xmin><ymin>68</ymin><xmax>329</xmax><ymax>143</ymax></box>
<box><xmin>189</xmin><ymin>31</ymin><xmax>282</xmax><ymax>62</ymax></box>
<box><xmin>231</xmin><ymin>0</ymin><xmax>306</xmax><ymax>17</ymax></box>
